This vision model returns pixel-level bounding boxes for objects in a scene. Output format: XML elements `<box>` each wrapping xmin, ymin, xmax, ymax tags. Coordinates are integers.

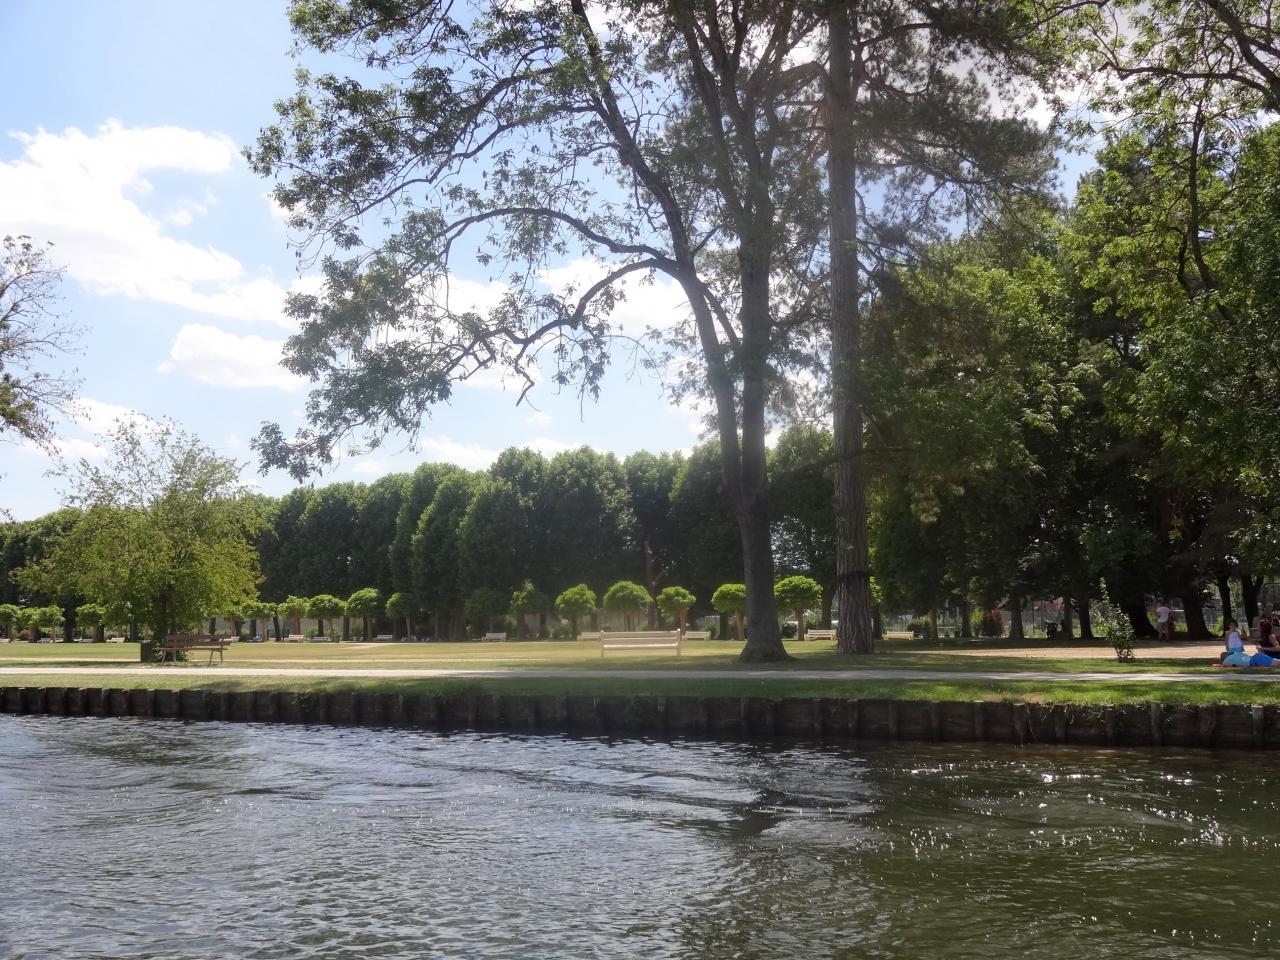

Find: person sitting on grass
<box><xmin>1257</xmin><ymin>615</ymin><xmax>1280</xmax><ymax>658</ymax></box>
<box><xmin>1221</xmin><ymin>620</ymin><xmax>1252</xmax><ymax>667</ymax></box>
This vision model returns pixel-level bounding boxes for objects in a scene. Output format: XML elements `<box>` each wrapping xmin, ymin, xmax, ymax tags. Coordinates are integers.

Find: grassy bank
<box><xmin>1</xmin><ymin>669</ymin><xmax>1278</xmax><ymax>707</ymax></box>
<box><xmin>0</xmin><ymin>638</ymin><xmax>1232</xmax><ymax>675</ymax></box>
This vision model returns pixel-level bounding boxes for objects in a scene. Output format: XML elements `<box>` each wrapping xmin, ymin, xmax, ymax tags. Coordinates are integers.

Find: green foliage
<box><xmin>307</xmin><ymin>594</ymin><xmax>346</xmax><ymax>638</ymax></box>
<box><xmin>281</xmin><ymin>595</ymin><xmax>309</xmax><ymax>628</ymax></box>
<box><xmin>18</xmin><ymin>420</ymin><xmax>261</xmax><ymax>639</ymax></box>
<box><xmin>1098</xmin><ymin>584</ymin><xmax>1137</xmax><ymax>663</ymax></box>
<box><xmin>345</xmin><ymin>588</ymin><xmax>382</xmax><ymax>620</ymax></box>
<box><xmin>603</xmin><ymin>580</ymin><xmax>650</xmax><ymax>629</ymax></box>
<box><xmin>554</xmin><ymin>584</ymin><xmax>596</xmax><ymax>638</ymax></box>
<box><xmin>0</xmin><ymin>603</ymin><xmax>19</xmax><ymax>637</ymax></box>
<box><xmin>655</xmin><ymin>586</ymin><xmax>696</xmax><ymax>626</ymax></box>
<box><xmin>774</xmin><ymin>576</ymin><xmax>822</xmax><ymax>616</ymax></box>
<box><xmin>509</xmin><ymin>580</ymin><xmax>549</xmax><ymax>615</ymax></box>
<box><xmin>464</xmin><ymin>587</ymin><xmax>509</xmax><ymax>632</ymax></box>
<box><xmin>75</xmin><ymin>603</ymin><xmax>106</xmax><ymax>626</ymax></box>
<box><xmin>711</xmin><ymin>583</ymin><xmax>746</xmax><ymax>615</ymax></box>
<box><xmin>0</xmin><ymin>234</ymin><xmax>77</xmax><ymax>448</ymax></box>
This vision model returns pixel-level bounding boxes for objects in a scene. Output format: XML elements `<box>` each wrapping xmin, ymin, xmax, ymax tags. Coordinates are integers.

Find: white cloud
<box><xmin>526</xmin><ymin>436</ymin><xmax>574</xmax><ymax>457</ymax></box>
<box><xmin>0</xmin><ymin>120</ymin><xmax>302</xmax><ymax>328</ymax></box>
<box><xmin>18</xmin><ymin>436</ymin><xmax>108</xmax><ymax>462</ymax></box>
<box><xmin>351</xmin><ymin>458</ymin><xmax>395</xmax><ymax>477</ymax></box>
<box><xmin>68</xmin><ymin>397</ymin><xmax>147</xmax><ymax>434</ymax></box>
<box><xmin>158</xmin><ymin>323</ymin><xmax>306</xmax><ymax>391</ymax></box>
<box><xmin>525</xmin><ymin>411</ymin><xmax>553</xmax><ymax>426</ymax></box>
<box><xmin>418</xmin><ymin>435</ymin><xmax>500</xmax><ymax>469</ymax></box>
<box><xmin>225</xmin><ymin>433</ymin><xmax>242</xmax><ymax>449</ymax></box>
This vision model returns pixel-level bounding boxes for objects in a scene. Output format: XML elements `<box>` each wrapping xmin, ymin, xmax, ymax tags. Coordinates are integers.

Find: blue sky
<box><xmin>1</xmin><ymin>1</ymin><xmax>1095</xmax><ymax>521</ymax></box>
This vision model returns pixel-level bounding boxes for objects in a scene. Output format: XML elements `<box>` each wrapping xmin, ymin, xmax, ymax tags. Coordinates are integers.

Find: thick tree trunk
<box><xmin>827</xmin><ymin>5</ymin><xmax>874</xmax><ymax>654</ymax></box>
<box><xmin>1243</xmin><ymin>574</ymin><xmax>1263</xmax><ymax>626</ymax></box>
<box><xmin>341</xmin><ymin>615</ymin><xmax>351</xmax><ymax>642</ymax></box>
<box><xmin>1216</xmin><ymin>574</ymin><xmax>1233</xmax><ymax>629</ymax></box>
<box><xmin>1008</xmin><ymin>597</ymin><xmax>1025</xmax><ymax>640</ymax></box>
<box><xmin>959</xmin><ymin>600</ymin><xmax>972</xmax><ymax>639</ymax></box>
<box><xmin>1061</xmin><ymin>599</ymin><xmax>1075</xmax><ymax>641</ymax></box>
<box><xmin>1120</xmin><ymin>593</ymin><xmax>1157</xmax><ymax>638</ymax></box>
<box><xmin>1077</xmin><ymin>592</ymin><xmax>1094</xmax><ymax>641</ymax></box>
<box><xmin>539</xmin><ymin>611</ymin><xmax>548</xmax><ymax>638</ymax></box>
<box><xmin>821</xmin><ymin>591</ymin><xmax>834</xmax><ymax>630</ymax></box>
<box><xmin>1180</xmin><ymin>587</ymin><xmax>1210</xmax><ymax>640</ymax></box>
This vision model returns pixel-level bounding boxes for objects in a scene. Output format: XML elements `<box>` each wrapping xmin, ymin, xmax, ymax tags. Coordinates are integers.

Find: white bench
<box><xmin>802</xmin><ymin>628</ymin><xmax>835</xmax><ymax>642</ymax></box>
<box><xmin>681</xmin><ymin>630</ymin><xmax>711</xmax><ymax>642</ymax></box>
<box><xmin>374</xmin><ymin>634</ymin><xmax>395</xmax><ymax>641</ymax></box>
<box><xmin>578</xmin><ymin>630</ymin><xmax>603</xmax><ymax>643</ymax></box>
<box><xmin>883</xmin><ymin>630</ymin><xmax>915</xmax><ymax>643</ymax></box>
<box><xmin>600</xmin><ymin>631</ymin><xmax>682</xmax><ymax>657</ymax></box>
<box><xmin>481</xmin><ymin>632</ymin><xmax>507</xmax><ymax>642</ymax></box>
<box><xmin>284</xmin><ymin>634</ymin><xmax>307</xmax><ymax>643</ymax></box>
<box><xmin>106</xmin><ymin>636</ymin><xmax>127</xmax><ymax>644</ymax></box>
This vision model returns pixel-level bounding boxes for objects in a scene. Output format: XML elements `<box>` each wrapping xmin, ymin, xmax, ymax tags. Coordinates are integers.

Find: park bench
<box><xmin>883</xmin><ymin>630</ymin><xmax>915</xmax><ymax>643</ymax></box>
<box><xmin>106</xmin><ymin>636</ymin><xmax>126</xmax><ymax>644</ymax></box>
<box><xmin>578</xmin><ymin>630</ymin><xmax>603</xmax><ymax>643</ymax></box>
<box><xmin>159</xmin><ymin>634</ymin><xmax>232</xmax><ymax>665</ymax></box>
<box><xmin>283</xmin><ymin>634</ymin><xmax>307</xmax><ymax>643</ymax></box>
<box><xmin>481</xmin><ymin>632</ymin><xmax>507</xmax><ymax>642</ymax></box>
<box><xmin>681</xmin><ymin>630</ymin><xmax>711</xmax><ymax>642</ymax></box>
<box><xmin>804</xmin><ymin>628</ymin><xmax>836</xmax><ymax>642</ymax></box>
<box><xmin>600</xmin><ymin>630</ymin><xmax>682</xmax><ymax>658</ymax></box>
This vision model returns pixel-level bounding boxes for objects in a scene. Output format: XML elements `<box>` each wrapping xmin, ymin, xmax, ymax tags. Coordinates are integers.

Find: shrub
<box><xmin>603</xmin><ymin>581</ymin><xmax>651</xmax><ymax>630</ymax></box>
<box><xmin>554</xmin><ymin>585</ymin><xmax>597</xmax><ymax>638</ymax></box>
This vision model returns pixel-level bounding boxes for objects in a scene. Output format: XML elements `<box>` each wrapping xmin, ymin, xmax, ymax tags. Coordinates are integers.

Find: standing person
<box><xmin>1155</xmin><ymin>598</ymin><xmax>1172</xmax><ymax>643</ymax></box>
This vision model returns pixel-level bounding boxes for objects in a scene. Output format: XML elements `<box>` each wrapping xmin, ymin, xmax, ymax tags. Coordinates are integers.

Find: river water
<box><xmin>1</xmin><ymin>717</ymin><xmax>1277</xmax><ymax>959</ymax></box>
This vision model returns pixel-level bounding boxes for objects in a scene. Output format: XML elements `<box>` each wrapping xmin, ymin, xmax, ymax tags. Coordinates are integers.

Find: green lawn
<box><xmin>0</xmin><ymin>638</ymin><xmax>1230</xmax><ymax>675</ymax></box>
<box><xmin>0</xmin><ymin>669</ymin><xmax>1275</xmax><ymax>707</ymax></box>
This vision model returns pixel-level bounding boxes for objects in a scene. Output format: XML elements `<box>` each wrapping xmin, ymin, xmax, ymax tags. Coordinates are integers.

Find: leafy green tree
<box><xmin>293</xmin><ymin>483</ymin><xmax>363</xmax><ymax>597</ymax></box>
<box><xmin>412</xmin><ymin>472</ymin><xmax>483</xmax><ymax>639</ymax></box>
<box><xmin>464</xmin><ymin>587</ymin><xmax>509</xmax><ymax>637</ymax></box>
<box><xmin>0</xmin><ymin>234</ymin><xmax>78</xmax><ymax>450</ymax></box>
<box><xmin>389</xmin><ymin>463</ymin><xmax>463</xmax><ymax>595</ymax></box>
<box><xmin>774</xmin><ymin>576</ymin><xmax>822</xmax><ymax>641</ymax></box>
<box><xmin>670</xmin><ymin>443</ymin><xmax>742</xmax><ymax>617</ymax></box>
<box><xmin>384</xmin><ymin>591</ymin><xmax>414</xmax><ymax>641</ymax></box>
<box><xmin>307</xmin><ymin>594</ymin><xmax>346</xmax><ymax>640</ymax></box>
<box><xmin>0</xmin><ymin>603</ymin><xmax>18</xmax><ymax>640</ymax></box>
<box><xmin>711</xmin><ymin>583</ymin><xmax>747</xmax><ymax>644</ymax></box>
<box><xmin>459</xmin><ymin>478</ymin><xmax>533</xmax><ymax>603</ymax></box>
<box><xmin>603</xmin><ymin>581</ymin><xmax>650</xmax><ymax>632</ymax></box>
<box><xmin>509</xmin><ymin>580</ymin><xmax>549</xmax><ymax>640</ymax></box>
<box><xmin>655</xmin><ymin>586</ymin><xmax>695</xmax><ymax>630</ymax></box>
<box><xmin>769</xmin><ymin>426</ymin><xmax>836</xmax><ymax>624</ymax></box>
<box><xmin>32</xmin><ymin>604</ymin><xmax>62</xmax><ymax>642</ymax></box>
<box><xmin>345</xmin><ymin>587</ymin><xmax>382</xmax><ymax>641</ymax></box>
<box><xmin>554</xmin><ymin>584</ymin><xmax>596</xmax><ymax>639</ymax></box>
<box><xmin>625</xmin><ymin>451</ymin><xmax>684</xmax><ymax>614</ymax></box>
<box><xmin>246</xmin><ymin>0</ymin><xmax>818</xmax><ymax>660</ymax></box>
<box><xmin>255</xmin><ymin>488</ymin><xmax>311</xmax><ymax>602</ymax></box>
<box><xmin>541</xmin><ymin>448</ymin><xmax>637</xmax><ymax>596</ymax></box>
<box><xmin>281</xmin><ymin>595</ymin><xmax>309</xmax><ymax>637</ymax></box>
<box><xmin>76</xmin><ymin>602</ymin><xmax>107</xmax><ymax>643</ymax></box>
<box><xmin>241</xmin><ymin>599</ymin><xmax>278</xmax><ymax>642</ymax></box>
<box><xmin>351</xmin><ymin>474</ymin><xmax>406</xmax><ymax>596</ymax></box>
<box><xmin>19</xmin><ymin>420</ymin><xmax>261</xmax><ymax>658</ymax></box>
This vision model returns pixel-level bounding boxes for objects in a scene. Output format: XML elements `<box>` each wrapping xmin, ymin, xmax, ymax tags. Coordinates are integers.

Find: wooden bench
<box><xmin>106</xmin><ymin>636</ymin><xmax>127</xmax><ymax>644</ymax></box>
<box><xmin>481</xmin><ymin>632</ymin><xmax>507</xmax><ymax>642</ymax></box>
<box><xmin>804</xmin><ymin>628</ymin><xmax>836</xmax><ymax>642</ymax></box>
<box><xmin>883</xmin><ymin>630</ymin><xmax>915</xmax><ymax>643</ymax></box>
<box><xmin>578</xmin><ymin>630</ymin><xmax>604</xmax><ymax>643</ymax></box>
<box><xmin>600</xmin><ymin>631</ymin><xmax>682</xmax><ymax>657</ymax></box>
<box><xmin>159</xmin><ymin>635</ymin><xmax>232</xmax><ymax>665</ymax></box>
<box><xmin>681</xmin><ymin>630</ymin><xmax>711</xmax><ymax>642</ymax></box>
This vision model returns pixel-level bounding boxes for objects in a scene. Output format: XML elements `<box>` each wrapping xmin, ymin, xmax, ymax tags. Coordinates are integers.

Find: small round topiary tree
<box><xmin>465</xmin><ymin>586</ymin><xmax>510</xmax><ymax>636</ymax></box>
<box><xmin>384</xmin><ymin>592</ymin><xmax>415</xmax><ymax>641</ymax></box>
<box><xmin>603</xmin><ymin>580</ymin><xmax>651</xmax><ymax>631</ymax></box>
<box><xmin>656</xmin><ymin>586</ymin><xmax>696</xmax><ymax>630</ymax></box>
<box><xmin>240</xmin><ymin>599</ymin><xmax>277</xmax><ymax>641</ymax></box>
<box><xmin>775</xmin><ymin>576</ymin><xmax>822</xmax><ymax>641</ymax></box>
<box><xmin>76</xmin><ymin>602</ymin><xmax>108</xmax><ymax>643</ymax></box>
<box><xmin>307</xmin><ymin>594</ymin><xmax>346</xmax><ymax>640</ymax></box>
<box><xmin>346</xmin><ymin>588</ymin><xmax>382</xmax><ymax>641</ymax></box>
<box><xmin>281</xmin><ymin>595</ymin><xmax>309</xmax><ymax>637</ymax></box>
<box><xmin>554</xmin><ymin>584</ymin><xmax>597</xmax><ymax>639</ymax></box>
<box><xmin>711</xmin><ymin>583</ymin><xmax>747</xmax><ymax>643</ymax></box>
<box><xmin>0</xmin><ymin>603</ymin><xmax>20</xmax><ymax>641</ymax></box>
<box><xmin>509</xmin><ymin>580</ymin><xmax>550</xmax><ymax>639</ymax></box>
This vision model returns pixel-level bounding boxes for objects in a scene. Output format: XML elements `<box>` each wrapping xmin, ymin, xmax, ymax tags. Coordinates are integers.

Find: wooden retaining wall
<box><xmin>1</xmin><ymin>686</ymin><xmax>1277</xmax><ymax>749</ymax></box>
